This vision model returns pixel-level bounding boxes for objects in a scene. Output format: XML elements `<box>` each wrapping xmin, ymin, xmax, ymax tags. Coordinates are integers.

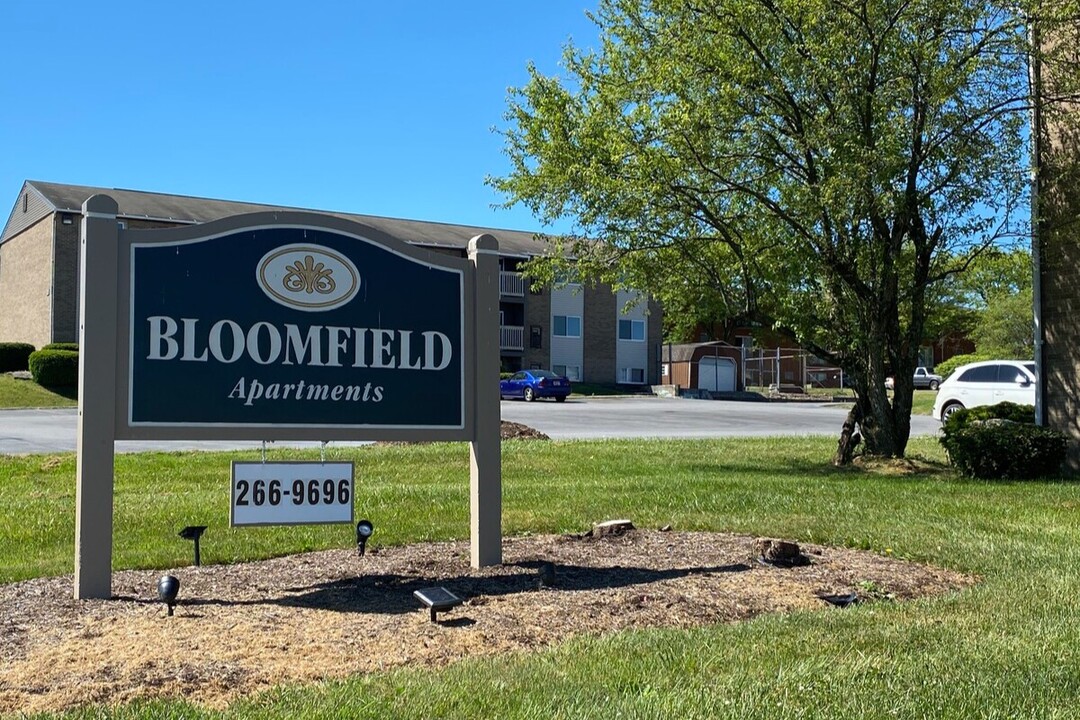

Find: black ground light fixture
<box><xmin>157</xmin><ymin>575</ymin><xmax>180</xmax><ymax>616</ymax></box>
<box><xmin>178</xmin><ymin>525</ymin><xmax>207</xmax><ymax>566</ymax></box>
<box><xmin>356</xmin><ymin>519</ymin><xmax>374</xmax><ymax>556</ymax></box>
<box><xmin>414</xmin><ymin>586</ymin><xmax>463</xmax><ymax>623</ymax></box>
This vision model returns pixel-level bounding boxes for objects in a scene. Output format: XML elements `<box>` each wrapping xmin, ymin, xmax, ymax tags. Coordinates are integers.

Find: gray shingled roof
<box><xmin>11</xmin><ymin>180</ymin><xmax>557</xmax><ymax>257</ymax></box>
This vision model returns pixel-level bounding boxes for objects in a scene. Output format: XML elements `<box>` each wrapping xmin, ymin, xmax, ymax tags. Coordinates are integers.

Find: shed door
<box><xmin>697</xmin><ymin>357</ymin><xmax>736</xmax><ymax>392</ymax></box>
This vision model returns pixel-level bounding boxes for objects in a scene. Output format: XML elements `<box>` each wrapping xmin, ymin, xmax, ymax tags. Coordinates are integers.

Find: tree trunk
<box><xmin>833</xmin><ymin>404</ymin><xmax>863</xmax><ymax>465</ymax></box>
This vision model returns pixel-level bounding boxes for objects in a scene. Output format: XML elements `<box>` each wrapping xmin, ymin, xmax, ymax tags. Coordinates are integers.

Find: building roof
<box><xmin>2</xmin><ymin>180</ymin><xmax>554</xmax><ymax>257</ymax></box>
<box><xmin>661</xmin><ymin>341</ymin><xmax>741</xmax><ymax>363</ymax></box>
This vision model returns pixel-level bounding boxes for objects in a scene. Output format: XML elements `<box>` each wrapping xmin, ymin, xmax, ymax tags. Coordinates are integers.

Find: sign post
<box><xmin>75</xmin><ymin>195</ymin><xmax>121</xmax><ymax>600</ymax></box>
<box><xmin>468</xmin><ymin>235</ymin><xmax>502</xmax><ymax>567</ymax></box>
<box><xmin>74</xmin><ymin>196</ymin><xmax>502</xmax><ymax>599</ymax></box>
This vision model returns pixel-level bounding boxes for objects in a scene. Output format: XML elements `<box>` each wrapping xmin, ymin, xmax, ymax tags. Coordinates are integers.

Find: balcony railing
<box><xmin>500</xmin><ymin>271</ymin><xmax>525</xmax><ymax>297</ymax></box>
<box><xmin>500</xmin><ymin>325</ymin><xmax>524</xmax><ymax>351</ymax></box>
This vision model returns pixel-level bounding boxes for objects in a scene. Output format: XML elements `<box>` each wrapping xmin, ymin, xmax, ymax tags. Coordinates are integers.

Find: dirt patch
<box><xmin>379</xmin><ymin>421</ymin><xmax>550</xmax><ymax>445</ymax></box>
<box><xmin>499</xmin><ymin>421</ymin><xmax>550</xmax><ymax>440</ymax></box>
<box><xmin>0</xmin><ymin>529</ymin><xmax>974</xmax><ymax>715</ymax></box>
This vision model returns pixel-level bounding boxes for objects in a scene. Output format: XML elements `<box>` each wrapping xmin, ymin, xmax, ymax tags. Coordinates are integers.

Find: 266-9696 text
<box><xmin>235</xmin><ymin>478</ymin><xmax>350</xmax><ymax>507</ymax></box>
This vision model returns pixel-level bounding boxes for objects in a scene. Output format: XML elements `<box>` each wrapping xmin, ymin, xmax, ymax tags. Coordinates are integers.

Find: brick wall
<box><xmin>1040</xmin><ymin>108</ymin><xmax>1080</xmax><ymax>471</ymax></box>
<box><xmin>647</xmin><ymin>297</ymin><xmax>663</xmax><ymax>384</ymax></box>
<box><xmin>523</xmin><ymin>285</ymin><xmax>550</xmax><ymax>370</ymax></box>
<box><xmin>583</xmin><ymin>284</ymin><xmax>616</xmax><ymax>383</ymax></box>
<box><xmin>52</xmin><ymin>215</ymin><xmax>80</xmax><ymax>343</ymax></box>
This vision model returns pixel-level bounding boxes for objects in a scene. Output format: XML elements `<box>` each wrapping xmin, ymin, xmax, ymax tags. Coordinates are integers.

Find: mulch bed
<box><xmin>0</xmin><ymin>528</ymin><xmax>976</xmax><ymax>715</ymax></box>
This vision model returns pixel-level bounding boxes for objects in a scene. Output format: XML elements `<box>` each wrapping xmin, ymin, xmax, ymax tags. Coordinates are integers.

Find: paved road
<box><xmin>500</xmin><ymin>395</ymin><xmax>942</xmax><ymax>440</ymax></box>
<box><xmin>0</xmin><ymin>398</ymin><xmax>940</xmax><ymax>454</ymax></box>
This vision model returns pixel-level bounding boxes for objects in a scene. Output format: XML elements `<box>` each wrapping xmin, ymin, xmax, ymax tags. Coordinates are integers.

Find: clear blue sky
<box><xmin>0</xmin><ymin>2</ymin><xmax>600</xmax><ymax>234</ymax></box>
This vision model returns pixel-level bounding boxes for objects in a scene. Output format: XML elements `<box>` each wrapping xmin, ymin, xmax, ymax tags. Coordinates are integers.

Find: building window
<box><xmin>553</xmin><ymin>315</ymin><xmax>581</xmax><ymax>337</ymax></box>
<box><xmin>620</xmin><ymin>367</ymin><xmax>645</xmax><ymax>384</ymax></box>
<box><xmin>554</xmin><ymin>364</ymin><xmax>581</xmax><ymax>381</ymax></box>
<box><xmin>618</xmin><ymin>319</ymin><xmax>645</xmax><ymax>341</ymax></box>
<box><xmin>661</xmin><ymin>363</ymin><xmax>670</xmax><ymax>377</ymax></box>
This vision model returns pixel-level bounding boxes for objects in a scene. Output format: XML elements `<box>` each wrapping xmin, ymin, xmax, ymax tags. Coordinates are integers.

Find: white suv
<box><xmin>932</xmin><ymin>360</ymin><xmax>1037</xmax><ymax>422</ymax></box>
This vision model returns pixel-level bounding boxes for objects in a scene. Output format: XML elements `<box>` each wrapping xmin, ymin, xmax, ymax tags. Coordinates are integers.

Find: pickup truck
<box><xmin>886</xmin><ymin>367</ymin><xmax>944</xmax><ymax>391</ymax></box>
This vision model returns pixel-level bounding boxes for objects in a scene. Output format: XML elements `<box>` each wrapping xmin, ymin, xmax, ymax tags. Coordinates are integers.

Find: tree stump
<box><xmin>754</xmin><ymin>538</ymin><xmax>810</xmax><ymax>567</ymax></box>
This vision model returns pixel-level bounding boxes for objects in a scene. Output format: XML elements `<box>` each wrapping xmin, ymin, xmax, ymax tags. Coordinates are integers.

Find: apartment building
<box><xmin>0</xmin><ymin>181</ymin><xmax>662</xmax><ymax>386</ymax></box>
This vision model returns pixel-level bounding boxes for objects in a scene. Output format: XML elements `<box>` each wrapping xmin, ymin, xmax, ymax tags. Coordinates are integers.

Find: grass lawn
<box><xmin>569</xmin><ymin>381</ymin><xmax>639</xmax><ymax>396</ymax></box>
<box><xmin>0</xmin><ymin>374</ymin><xmax>76</xmax><ymax>408</ymax></box>
<box><xmin>3</xmin><ymin>437</ymin><xmax>1079</xmax><ymax>718</ymax></box>
<box><xmin>909</xmin><ymin>388</ymin><xmax>938</xmax><ymax>415</ymax></box>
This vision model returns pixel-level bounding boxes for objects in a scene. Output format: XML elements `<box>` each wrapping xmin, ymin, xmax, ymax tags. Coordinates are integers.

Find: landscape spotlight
<box><xmin>178</xmin><ymin>525</ymin><xmax>207</xmax><ymax>566</ymax></box>
<box><xmin>414</xmin><ymin>586</ymin><xmax>463</xmax><ymax>623</ymax></box>
<box><xmin>157</xmin><ymin>575</ymin><xmax>180</xmax><ymax>616</ymax></box>
<box><xmin>356</xmin><ymin>519</ymin><xmax>374</xmax><ymax>557</ymax></box>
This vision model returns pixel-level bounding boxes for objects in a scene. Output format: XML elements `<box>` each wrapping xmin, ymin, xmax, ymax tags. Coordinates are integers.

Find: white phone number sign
<box><xmin>231</xmin><ymin>461</ymin><xmax>354</xmax><ymax>526</ymax></box>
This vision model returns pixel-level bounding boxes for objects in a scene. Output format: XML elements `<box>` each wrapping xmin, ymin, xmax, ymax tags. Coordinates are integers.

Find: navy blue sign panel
<box><xmin>129</xmin><ymin>226</ymin><xmax>465</xmax><ymax>428</ymax></box>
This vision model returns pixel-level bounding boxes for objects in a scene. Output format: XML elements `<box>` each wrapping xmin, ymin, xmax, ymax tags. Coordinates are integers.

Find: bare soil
<box><xmin>0</xmin><ymin>528</ymin><xmax>975</xmax><ymax>715</ymax></box>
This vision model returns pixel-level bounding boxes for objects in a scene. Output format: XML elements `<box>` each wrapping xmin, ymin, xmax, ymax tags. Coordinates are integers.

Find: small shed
<box><xmin>661</xmin><ymin>342</ymin><xmax>743</xmax><ymax>393</ymax></box>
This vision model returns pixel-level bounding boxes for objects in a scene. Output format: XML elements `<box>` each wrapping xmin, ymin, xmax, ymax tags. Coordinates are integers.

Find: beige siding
<box><xmin>0</xmin><ymin>184</ymin><xmax>52</xmax><ymax>243</ymax></box>
<box><xmin>0</xmin><ymin>217</ymin><xmax>55</xmax><ymax>347</ymax></box>
<box><xmin>550</xmin><ymin>284</ymin><xmax>584</xmax><ymax>380</ymax></box>
<box><xmin>614</xmin><ymin>290</ymin><xmax>649</xmax><ymax>384</ymax></box>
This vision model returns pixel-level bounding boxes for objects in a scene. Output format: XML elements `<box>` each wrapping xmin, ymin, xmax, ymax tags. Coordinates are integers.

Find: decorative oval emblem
<box><xmin>257</xmin><ymin>244</ymin><xmax>360</xmax><ymax>311</ymax></box>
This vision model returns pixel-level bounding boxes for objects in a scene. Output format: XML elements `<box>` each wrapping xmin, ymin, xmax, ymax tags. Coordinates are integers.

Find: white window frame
<box><xmin>620</xmin><ymin>367</ymin><xmax>646</xmax><ymax>384</ymax></box>
<box><xmin>553</xmin><ymin>364</ymin><xmax>581</xmax><ymax>381</ymax></box>
<box><xmin>553</xmin><ymin>314</ymin><xmax>581</xmax><ymax>338</ymax></box>
<box><xmin>618</xmin><ymin>319</ymin><xmax>645</xmax><ymax>341</ymax></box>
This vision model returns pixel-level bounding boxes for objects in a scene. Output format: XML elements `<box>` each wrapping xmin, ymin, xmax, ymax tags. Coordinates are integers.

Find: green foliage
<box><xmin>41</xmin><ymin>342</ymin><xmax>79</xmax><ymax>352</ymax></box>
<box><xmin>940</xmin><ymin>402</ymin><xmax>1067</xmax><ymax>479</ymax></box>
<box><xmin>972</xmin><ymin>287</ymin><xmax>1035</xmax><ymax>358</ymax></box>
<box><xmin>925</xmin><ymin>248</ymin><xmax>1032</xmax><ymax>352</ymax></box>
<box><xmin>0</xmin><ymin>342</ymin><xmax>35</xmax><ymax>372</ymax></box>
<box><xmin>27</xmin><ymin>348</ymin><xmax>79</xmax><ymax>388</ymax></box>
<box><xmin>952</xmin><ymin>248</ymin><xmax>1033</xmax><ymax>307</ymax></box>
<box><xmin>934</xmin><ymin>353</ymin><xmax>993</xmax><ymax>379</ymax></box>
<box><xmin>942</xmin><ymin>401</ymin><xmax>1035</xmax><ymax>431</ymax></box>
<box><xmin>492</xmin><ymin>0</ymin><xmax>1040</xmax><ymax>457</ymax></box>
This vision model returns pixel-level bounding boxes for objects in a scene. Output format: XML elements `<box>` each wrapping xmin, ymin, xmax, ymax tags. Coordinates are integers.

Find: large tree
<box><xmin>492</xmin><ymin>0</ymin><xmax>1058</xmax><ymax>458</ymax></box>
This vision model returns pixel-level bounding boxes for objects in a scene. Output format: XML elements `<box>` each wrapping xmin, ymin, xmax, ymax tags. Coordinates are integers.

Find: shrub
<box><xmin>28</xmin><ymin>349</ymin><xmax>80</xmax><ymax>388</ymax></box>
<box><xmin>935</xmin><ymin>353</ymin><xmax>993</xmax><ymax>379</ymax></box>
<box><xmin>500</xmin><ymin>372</ymin><xmax>515</xmax><ymax>380</ymax></box>
<box><xmin>940</xmin><ymin>402</ymin><xmax>1066</xmax><ymax>479</ymax></box>
<box><xmin>943</xmin><ymin>401</ymin><xmax>1035</xmax><ymax>432</ymax></box>
<box><xmin>41</xmin><ymin>342</ymin><xmax>79</xmax><ymax>352</ymax></box>
<box><xmin>0</xmin><ymin>342</ymin><xmax>36</xmax><ymax>372</ymax></box>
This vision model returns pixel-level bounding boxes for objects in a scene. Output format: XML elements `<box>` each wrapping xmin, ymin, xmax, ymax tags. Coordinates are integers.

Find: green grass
<box><xmin>0</xmin><ymin>374</ymin><xmax>76</xmax><ymax>408</ymax></box>
<box><xmin>6</xmin><ymin>437</ymin><xmax>1080</xmax><ymax>719</ymax></box>
<box><xmin>570</xmin><ymin>382</ymin><xmax>638</xmax><ymax>396</ymax></box>
<box><xmin>909</xmin><ymin>388</ymin><xmax>938</xmax><ymax>415</ymax></box>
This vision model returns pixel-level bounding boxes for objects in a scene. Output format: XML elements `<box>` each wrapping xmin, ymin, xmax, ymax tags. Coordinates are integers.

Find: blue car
<box><xmin>499</xmin><ymin>369</ymin><xmax>572</xmax><ymax>402</ymax></box>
